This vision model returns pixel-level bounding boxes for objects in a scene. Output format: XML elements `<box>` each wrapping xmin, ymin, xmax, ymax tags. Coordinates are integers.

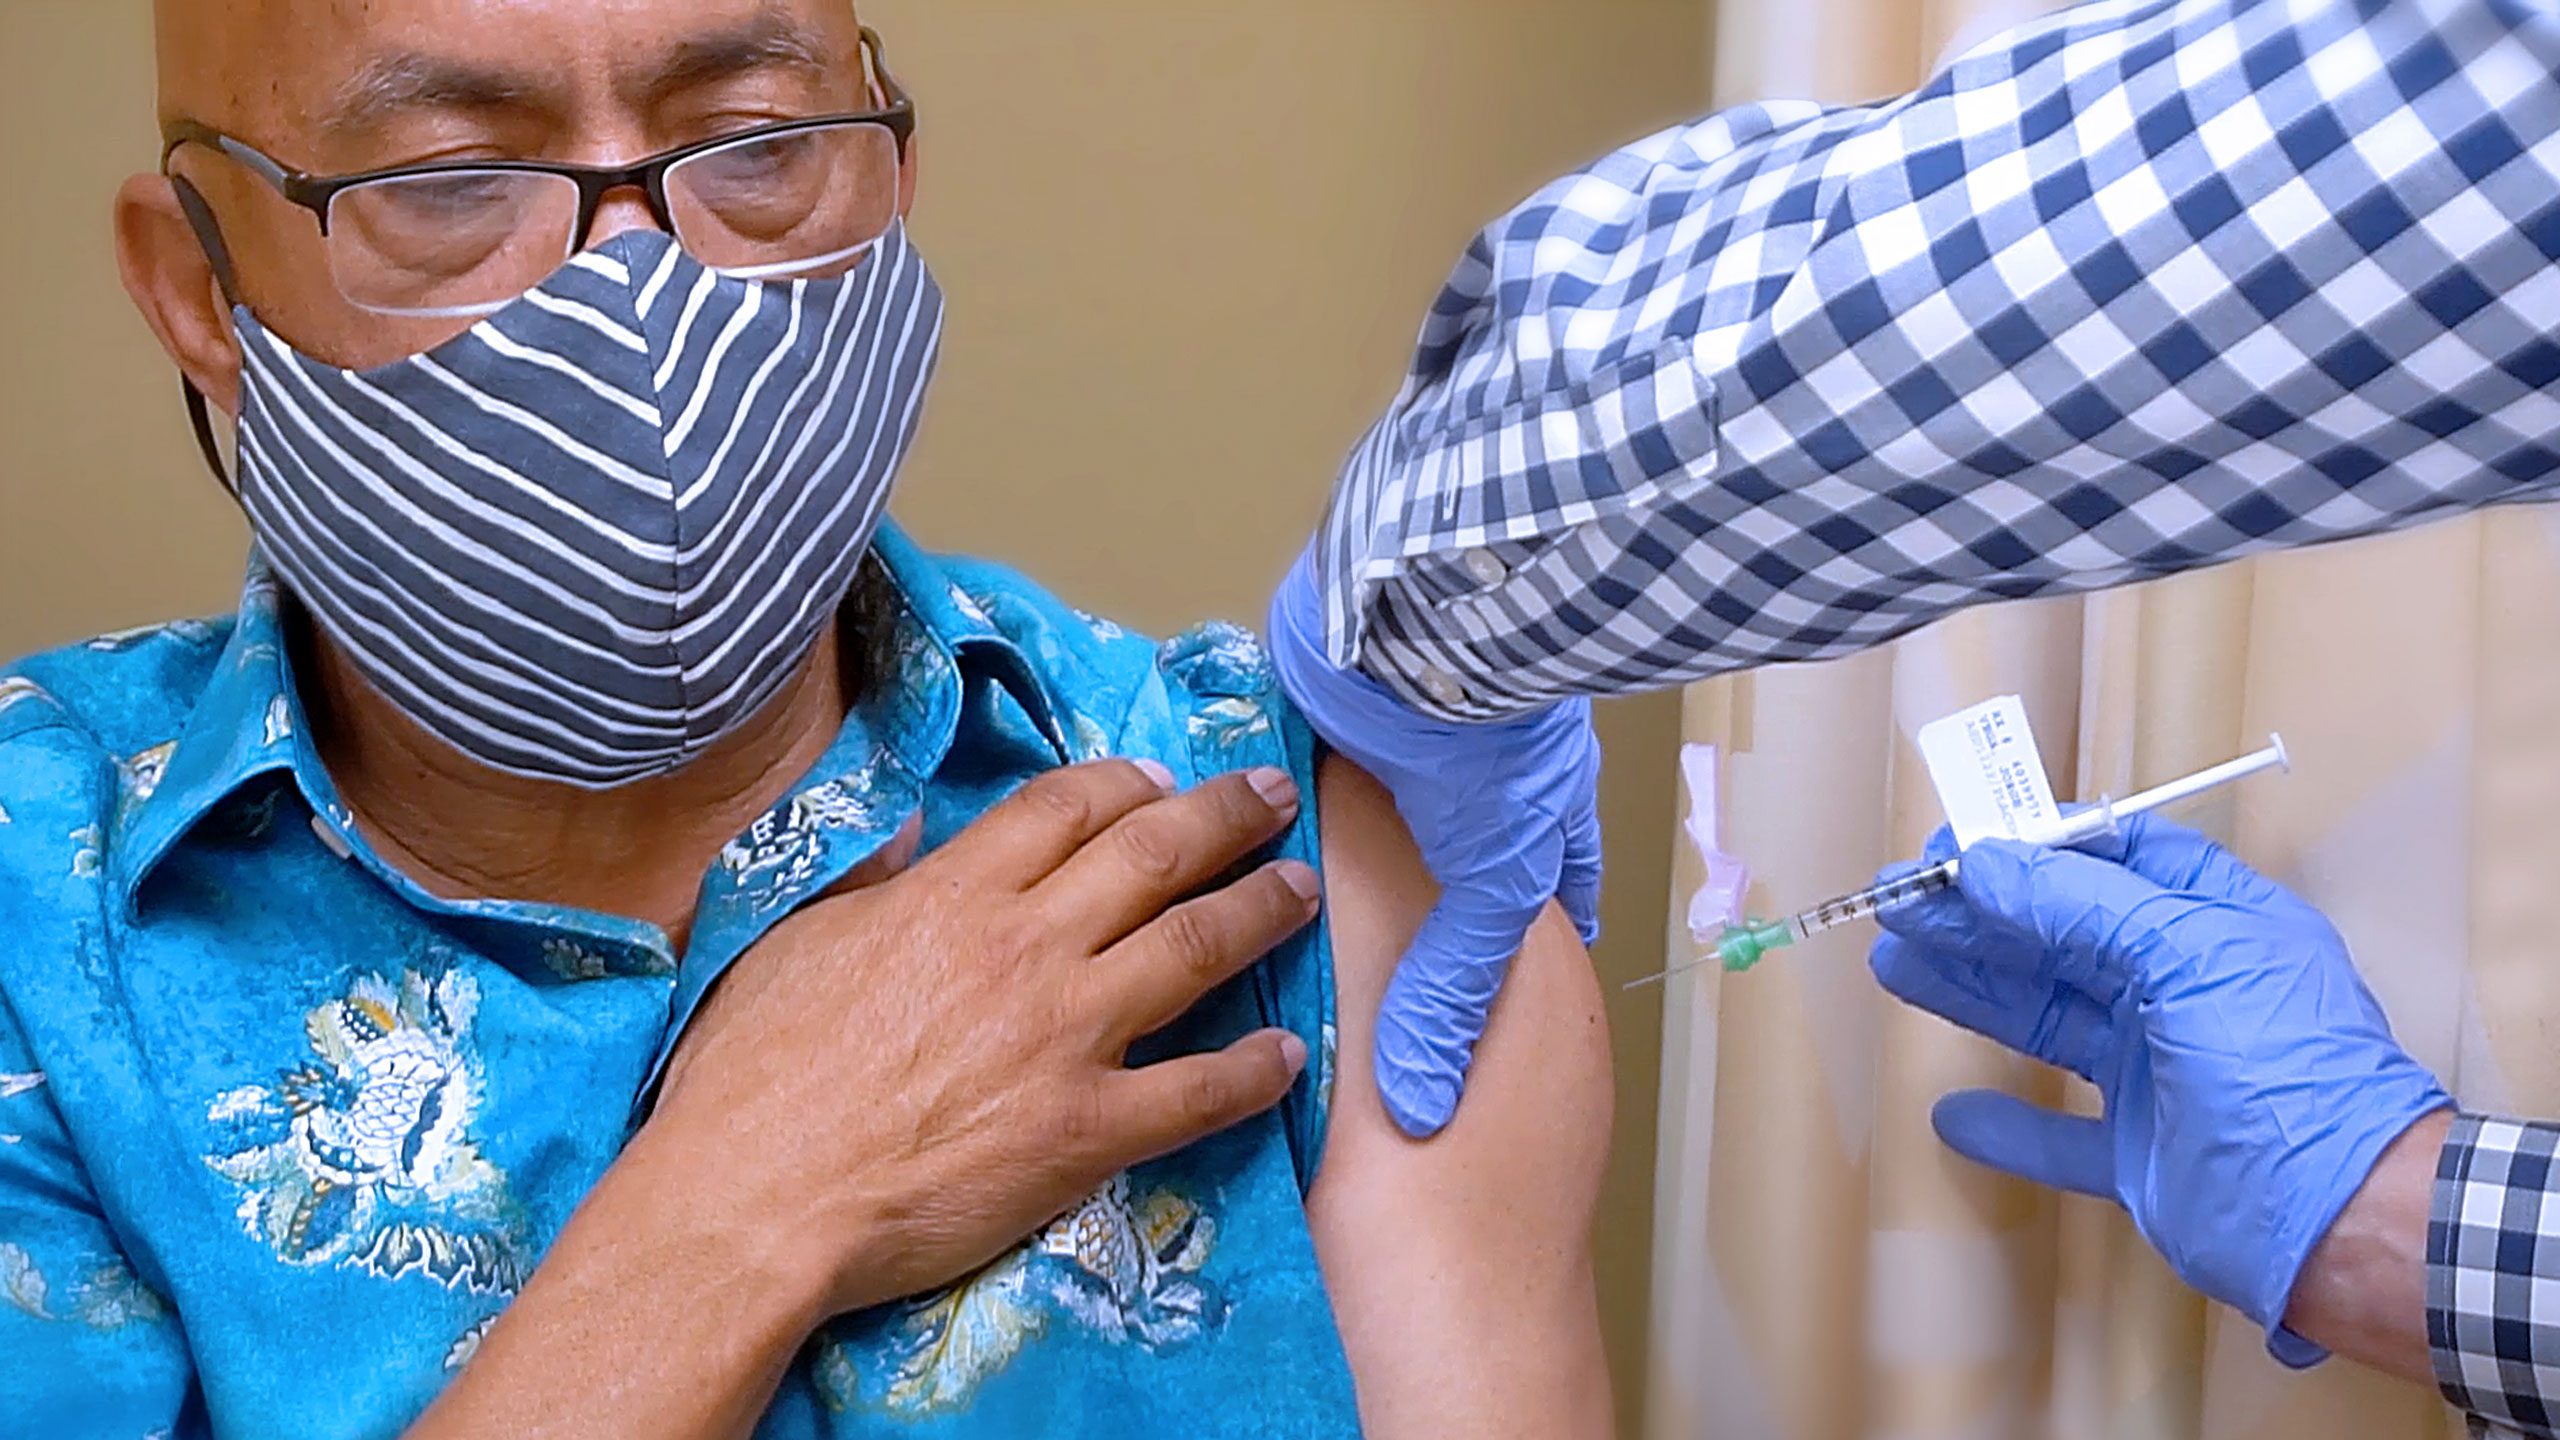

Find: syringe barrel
<box><xmin>1798</xmin><ymin>857</ymin><xmax>1961</xmax><ymax>934</ymax></box>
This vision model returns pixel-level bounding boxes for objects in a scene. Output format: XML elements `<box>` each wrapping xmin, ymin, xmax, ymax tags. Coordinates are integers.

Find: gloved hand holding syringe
<box><xmin>1628</xmin><ymin>729</ymin><xmax>2292</xmax><ymax>989</ymax></box>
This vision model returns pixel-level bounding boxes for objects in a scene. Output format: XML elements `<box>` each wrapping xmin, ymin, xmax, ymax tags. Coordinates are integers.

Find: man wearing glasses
<box><xmin>0</xmin><ymin>4</ymin><xmax>1611</xmax><ymax>1437</ymax></box>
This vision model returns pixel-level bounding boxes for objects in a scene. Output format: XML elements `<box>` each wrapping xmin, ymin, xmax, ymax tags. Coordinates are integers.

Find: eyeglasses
<box><xmin>162</xmin><ymin>26</ymin><xmax>916</xmax><ymax>319</ymax></box>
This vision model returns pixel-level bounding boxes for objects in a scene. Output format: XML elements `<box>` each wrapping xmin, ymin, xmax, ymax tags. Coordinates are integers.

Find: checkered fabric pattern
<box><xmin>1315</xmin><ymin>0</ymin><xmax>2560</xmax><ymax>719</ymax></box>
<box><xmin>2435</xmin><ymin>1114</ymin><xmax>2560</xmax><ymax>1438</ymax></box>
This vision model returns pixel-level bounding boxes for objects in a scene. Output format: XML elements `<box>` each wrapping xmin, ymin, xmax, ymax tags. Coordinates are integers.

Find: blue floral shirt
<box><xmin>0</xmin><ymin>525</ymin><xmax>1355</xmax><ymax>1440</ymax></box>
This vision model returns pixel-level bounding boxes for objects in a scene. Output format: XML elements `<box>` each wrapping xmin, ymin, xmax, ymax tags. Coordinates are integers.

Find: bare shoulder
<box><xmin>1305</xmin><ymin>755</ymin><xmax>1613</xmax><ymax>1440</ymax></box>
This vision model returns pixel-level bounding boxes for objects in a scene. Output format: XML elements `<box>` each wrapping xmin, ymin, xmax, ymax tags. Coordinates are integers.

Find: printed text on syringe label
<box><xmin>1916</xmin><ymin>695</ymin><xmax>2063</xmax><ymax>850</ymax></box>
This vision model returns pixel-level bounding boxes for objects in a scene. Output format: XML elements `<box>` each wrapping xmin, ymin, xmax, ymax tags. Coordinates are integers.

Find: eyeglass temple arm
<box><xmin>160</xmin><ymin>155</ymin><xmax>245</xmax><ymax>490</ymax></box>
<box><xmin>861</xmin><ymin>27</ymin><xmax>914</xmax><ymax>142</ymax></box>
<box><xmin>182</xmin><ymin>381</ymin><xmax>237</xmax><ymax>493</ymax></box>
<box><xmin>168</xmin><ymin>173</ymin><xmax>248</xmax><ymax>488</ymax></box>
<box><xmin>166</xmin><ymin>174</ymin><xmax>244</xmax><ymax>309</ymax></box>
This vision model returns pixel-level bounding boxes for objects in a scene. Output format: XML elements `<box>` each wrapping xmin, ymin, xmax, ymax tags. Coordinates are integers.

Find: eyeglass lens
<box><xmin>323</xmin><ymin>121</ymin><xmax>903</xmax><ymax>317</ymax></box>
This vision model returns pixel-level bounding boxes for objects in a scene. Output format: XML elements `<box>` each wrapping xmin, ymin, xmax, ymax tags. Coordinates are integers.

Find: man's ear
<box><xmin>116</xmin><ymin>172</ymin><xmax>243</xmax><ymax>416</ymax></box>
<box><xmin>897</xmin><ymin>135</ymin><xmax>920</xmax><ymax>221</ymax></box>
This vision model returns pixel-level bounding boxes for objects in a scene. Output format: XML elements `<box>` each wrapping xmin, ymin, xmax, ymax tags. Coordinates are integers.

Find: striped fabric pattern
<box><xmin>232</xmin><ymin>224</ymin><xmax>944</xmax><ymax>785</ymax></box>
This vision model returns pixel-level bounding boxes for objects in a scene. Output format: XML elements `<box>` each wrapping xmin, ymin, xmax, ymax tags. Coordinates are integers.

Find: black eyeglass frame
<box><xmin>157</xmin><ymin>25</ymin><xmax>915</xmax><ymax>487</ymax></box>
<box><xmin>161</xmin><ymin>26</ymin><xmax>913</xmax><ymax>294</ymax></box>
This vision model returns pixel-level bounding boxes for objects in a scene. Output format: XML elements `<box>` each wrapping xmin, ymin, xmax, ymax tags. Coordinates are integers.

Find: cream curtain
<box><xmin>1643</xmin><ymin>2</ymin><xmax>2560</xmax><ymax>1437</ymax></box>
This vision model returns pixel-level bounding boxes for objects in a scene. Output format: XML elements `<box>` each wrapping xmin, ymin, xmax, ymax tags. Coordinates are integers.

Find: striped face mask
<box><xmin>229</xmin><ymin>224</ymin><xmax>944</xmax><ymax>787</ymax></box>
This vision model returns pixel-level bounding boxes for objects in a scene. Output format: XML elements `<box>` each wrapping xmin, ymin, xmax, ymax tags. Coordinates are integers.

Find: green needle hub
<box><xmin>1715</xmin><ymin>919</ymin><xmax>1796</xmax><ymax>973</ymax></box>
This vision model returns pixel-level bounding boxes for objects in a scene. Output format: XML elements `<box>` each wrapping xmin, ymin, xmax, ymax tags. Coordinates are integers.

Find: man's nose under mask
<box><xmin>228</xmin><ymin>224</ymin><xmax>945</xmax><ymax>787</ymax></box>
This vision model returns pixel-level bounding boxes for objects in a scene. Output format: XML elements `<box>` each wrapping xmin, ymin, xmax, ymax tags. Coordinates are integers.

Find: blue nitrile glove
<box><xmin>1268</xmin><ymin>548</ymin><xmax>1602</xmax><ymax>1138</ymax></box>
<box><xmin>1868</xmin><ymin>815</ymin><xmax>2452</xmax><ymax>1366</ymax></box>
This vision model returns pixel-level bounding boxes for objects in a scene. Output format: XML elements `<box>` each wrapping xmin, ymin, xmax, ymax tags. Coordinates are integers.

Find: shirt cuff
<box><xmin>1315</xmin><ymin>338</ymin><xmax>1723</xmax><ymax>716</ymax></box>
<box><xmin>2431</xmin><ymin>1113</ymin><xmax>2560</xmax><ymax>1439</ymax></box>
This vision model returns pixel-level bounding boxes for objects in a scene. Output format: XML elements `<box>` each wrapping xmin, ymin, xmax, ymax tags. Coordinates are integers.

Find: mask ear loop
<box><xmin>167</xmin><ymin>174</ymin><xmax>246</xmax><ymax>494</ymax></box>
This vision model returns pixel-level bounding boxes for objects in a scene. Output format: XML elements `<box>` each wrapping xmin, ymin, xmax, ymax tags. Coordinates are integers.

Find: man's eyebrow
<box><xmin>631</xmin><ymin>11</ymin><xmax>846</xmax><ymax>106</ymax></box>
<box><xmin>322</xmin><ymin>54</ymin><xmax>555</xmax><ymax>142</ymax></box>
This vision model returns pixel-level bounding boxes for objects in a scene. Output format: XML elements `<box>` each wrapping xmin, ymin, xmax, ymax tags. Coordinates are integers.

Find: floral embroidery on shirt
<box><xmin>719</xmin><ymin>761</ymin><xmax>905</xmax><ymax>914</ymax></box>
<box><xmin>1159</xmin><ymin>623</ymin><xmax>1274</xmax><ymax>695</ymax></box>
<box><xmin>205</xmin><ymin>967</ymin><xmax>525</xmax><ymax>1295</ymax></box>
<box><xmin>0</xmin><ymin>676</ymin><xmax>57</xmax><ymax>721</ymax></box>
<box><xmin>1070</xmin><ymin>714</ymin><xmax>1114</xmax><ymax>763</ymax></box>
<box><xmin>0</xmin><ymin>1243</ymin><xmax>46</xmax><ymax>1319</ymax></box>
<box><xmin>1187</xmin><ymin>697</ymin><xmax>1274</xmax><ymax>753</ymax></box>
<box><xmin>0</xmin><ymin>1071</ymin><xmax>40</xmax><ymax>1150</ymax></box>
<box><xmin>0</xmin><ymin>1244</ymin><xmax>163</xmax><ymax>1331</ymax></box>
<box><xmin>946</xmin><ymin>584</ymin><xmax>994</xmax><ymax>630</ymax></box>
<box><xmin>815</xmin><ymin>1176</ymin><xmax>1224</xmax><ymax>1417</ymax></box>
<box><xmin>68</xmin><ymin>1263</ymin><xmax>168</xmax><ymax>1330</ymax></box>
<box><xmin>121</xmin><ymin>743</ymin><xmax>177</xmax><ymax>807</ymax></box>
<box><xmin>69</xmin><ymin>826</ymin><xmax>102</xmax><ymax>879</ymax></box>
<box><xmin>203</xmin><ymin>785</ymin><xmax>285</xmax><ymax>845</ymax></box>
<box><xmin>540</xmin><ymin>938</ymin><xmax>612</xmax><ymax>982</ymax></box>
<box><xmin>532</xmin><ymin>937</ymin><xmax>668</xmax><ymax>982</ymax></box>
<box><xmin>1317</xmin><ymin>1019</ymin><xmax>1339</xmax><ymax>1116</ymax></box>
<box><xmin>904</xmin><ymin>616</ymin><xmax>957</xmax><ymax>689</ymax></box>
<box><xmin>84</xmin><ymin>619</ymin><xmax>220</xmax><ymax>653</ymax></box>
<box><xmin>445</xmin><ymin>1314</ymin><xmax>499</xmax><ymax>1372</ymax></box>
<box><xmin>1158</xmin><ymin>624</ymin><xmax>1279</xmax><ymax>754</ymax></box>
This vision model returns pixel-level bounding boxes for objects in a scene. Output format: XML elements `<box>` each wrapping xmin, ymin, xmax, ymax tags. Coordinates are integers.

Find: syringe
<box><xmin>1625</xmin><ymin>734</ymin><xmax>2291</xmax><ymax>989</ymax></box>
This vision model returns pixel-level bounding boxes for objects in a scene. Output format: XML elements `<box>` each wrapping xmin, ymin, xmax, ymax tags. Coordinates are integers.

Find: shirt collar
<box><xmin>110</xmin><ymin>524</ymin><xmax>1075</xmax><ymax>917</ymax></box>
<box><xmin>869</xmin><ymin>523</ymin><xmax>1076</xmax><ymax>770</ymax></box>
<box><xmin>110</xmin><ymin>560</ymin><xmax>306</xmax><ymax>914</ymax></box>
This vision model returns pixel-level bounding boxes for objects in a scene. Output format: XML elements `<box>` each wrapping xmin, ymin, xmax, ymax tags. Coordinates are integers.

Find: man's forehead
<box><xmin>156</xmin><ymin>0</ymin><xmax>864</xmax><ymax>133</ymax></box>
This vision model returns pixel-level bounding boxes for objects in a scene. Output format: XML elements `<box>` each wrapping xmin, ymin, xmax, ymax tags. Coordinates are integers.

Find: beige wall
<box><xmin>0</xmin><ymin>2</ymin><xmax>1707</xmax><ymax>1429</ymax></box>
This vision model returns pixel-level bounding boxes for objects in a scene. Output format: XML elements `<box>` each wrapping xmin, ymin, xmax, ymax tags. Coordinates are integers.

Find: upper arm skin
<box><xmin>1306</xmin><ymin>756</ymin><xmax>1613</xmax><ymax>1440</ymax></box>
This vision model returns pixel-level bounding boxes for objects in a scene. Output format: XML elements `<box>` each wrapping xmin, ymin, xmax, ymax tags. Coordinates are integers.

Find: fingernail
<box><xmin>1278</xmin><ymin>1032</ymin><xmax>1309</xmax><ymax>1073</ymax></box>
<box><xmin>1247</xmin><ymin>766</ymin><xmax>1298</xmax><ymax>809</ymax></box>
<box><xmin>1131</xmin><ymin>758</ymin><xmax>1175</xmax><ymax>792</ymax></box>
<box><xmin>1276</xmin><ymin>860</ymin><xmax>1320</xmax><ymax>902</ymax></box>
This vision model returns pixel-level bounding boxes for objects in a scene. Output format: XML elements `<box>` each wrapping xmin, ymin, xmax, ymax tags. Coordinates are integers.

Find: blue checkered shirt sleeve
<box><xmin>1317</xmin><ymin>0</ymin><xmax>2560</xmax><ymax>719</ymax></box>
<box><xmin>2435</xmin><ymin>1114</ymin><xmax>2560</xmax><ymax>1439</ymax></box>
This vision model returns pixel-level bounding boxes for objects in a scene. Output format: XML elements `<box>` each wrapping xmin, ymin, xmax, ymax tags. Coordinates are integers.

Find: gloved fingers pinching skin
<box><xmin>1556</xmin><ymin>748</ymin><xmax>1604</xmax><ymax>947</ymax></box>
<box><xmin>1370</xmin><ymin>876</ymin><xmax>1550</xmax><ymax>1137</ymax></box>
<box><xmin>1268</xmin><ymin>547</ymin><xmax>1603</xmax><ymax>1139</ymax></box>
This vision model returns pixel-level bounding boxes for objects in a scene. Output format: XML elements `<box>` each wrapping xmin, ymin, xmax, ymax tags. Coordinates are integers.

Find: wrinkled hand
<box><xmin>1268</xmin><ymin>548</ymin><xmax>1600</xmax><ymax>1139</ymax></box>
<box><xmin>1868</xmin><ymin>815</ymin><xmax>2451</xmax><ymax>1363</ymax></box>
<box><xmin>652</xmin><ymin>759</ymin><xmax>1319</xmax><ymax>1319</ymax></box>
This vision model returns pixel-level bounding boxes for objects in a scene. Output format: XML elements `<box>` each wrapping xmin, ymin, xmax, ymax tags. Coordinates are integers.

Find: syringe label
<box><xmin>1916</xmin><ymin>695</ymin><xmax>2063</xmax><ymax>849</ymax></box>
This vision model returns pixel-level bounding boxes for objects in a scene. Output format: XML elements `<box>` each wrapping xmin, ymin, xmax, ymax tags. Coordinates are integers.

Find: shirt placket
<box><xmin>637</xmin><ymin>627</ymin><xmax>972</xmax><ymax>1102</ymax></box>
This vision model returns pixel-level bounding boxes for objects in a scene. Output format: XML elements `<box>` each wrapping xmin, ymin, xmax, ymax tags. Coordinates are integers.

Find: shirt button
<box><xmin>1419</xmin><ymin>668</ymin><xmax>1467</xmax><ymax>708</ymax></box>
<box><xmin>1463</xmin><ymin>548</ymin><xmax>1507</xmax><ymax>587</ymax></box>
<box><xmin>309</xmin><ymin>813</ymin><xmax>354</xmax><ymax>860</ymax></box>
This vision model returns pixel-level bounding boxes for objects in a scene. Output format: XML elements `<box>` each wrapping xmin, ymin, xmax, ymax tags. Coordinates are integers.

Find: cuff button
<box><xmin>1419</xmin><ymin>668</ymin><xmax>1468</xmax><ymax>708</ymax></box>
